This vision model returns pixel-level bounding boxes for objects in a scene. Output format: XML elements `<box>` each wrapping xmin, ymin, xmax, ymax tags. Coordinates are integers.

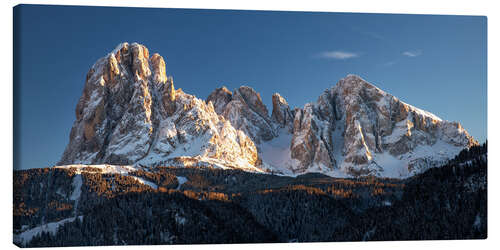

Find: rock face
<box><xmin>206</xmin><ymin>87</ymin><xmax>232</xmax><ymax>114</ymax></box>
<box><xmin>60</xmin><ymin>43</ymin><xmax>477</xmax><ymax>178</ymax></box>
<box><xmin>271</xmin><ymin>93</ymin><xmax>294</xmax><ymax>130</ymax></box>
<box><xmin>286</xmin><ymin>75</ymin><xmax>477</xmax><ymax>177</ymax></box>
<box><xmin>207</xmin><ymin>86</ymin><xmax>276</xmax><ymax>144</ymax></box>
<box><xmin>59</xmin><ymin>43</ymin><xmax>261</xmax><ymax>172</ymax></box>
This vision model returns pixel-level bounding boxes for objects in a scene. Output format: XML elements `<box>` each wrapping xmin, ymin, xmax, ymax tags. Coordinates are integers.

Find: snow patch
<box><xmin>401</xmin><ymin>100</ymin><xmax>443</xmax><ymax>122</ymax></box>
<box><xmin>371</xmin><ymin>152</ymin><xmax>409</xmax><ymax>178</ymax></box>
<box><xmin>130</xmin><ymin>176</ymin><xmax>158</xmax><ymax>189</ymax></box>
<box><xmin>176</xmin><ymin>176</ymin><xmax>188</xmax><ymax>190</ymax></box>
<box><xmin>70</xmin><ymin>175</ymin><xmax>82</xmax><ymax>201</ymax></box>
<box><xmin>167</xmin><ymin>132</ymin><xmax>211</xmax><ymax>159</ymax></box>
<box><xmin>55</xmin><ymin>164</ymin><xmax>139</xmax><ymax>175</ymax></box>
<box><xmin>259</xmin><ymin>129</ymin><xmax>300</xmax><ymax>175</ymax></box>
<box><xmin>15</xmin><ymin>216</ymin><xmax>83</xmax><ymax>246</ymax></box>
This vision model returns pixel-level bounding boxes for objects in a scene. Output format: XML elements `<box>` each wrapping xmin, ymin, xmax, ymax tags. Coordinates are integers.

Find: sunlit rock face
<box><xmin>59</xmin><ymin>43</ymin><xmax>261</xmax><ymax>171</ymax></box>
<box><xmin>60</xmin><ymin>43</ymin><xmax>477</xmax><ymax>178</ymax></box>
<box><xmin>206</xmin><ymin>86</ymin><xmax>232</xmax><ymax>114</ymax></box>
<box><xmin>271</xmin><ymin>93</ymin><xmax>294</xmax><ymax>130</ymax></box>
<box><xmin>288</xmin><ymin>74</ymin><xmax>477</xmax><ymax>177</ymax></box>
<box><xmin>207</xmin><ymin>85</ymin><xmax>277</xmax><ymax>144</ymax></box>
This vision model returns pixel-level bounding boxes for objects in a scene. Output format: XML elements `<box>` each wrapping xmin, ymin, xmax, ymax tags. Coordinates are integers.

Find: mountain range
<box><xmin>14</xmin><ymin>42</ymin><xmax>486</xmax><ymax>247</ymax></box>
<box><xmin>58</xmin><ymin>42</ymin><xmax>477</xmax><ymax>178</ymax></box>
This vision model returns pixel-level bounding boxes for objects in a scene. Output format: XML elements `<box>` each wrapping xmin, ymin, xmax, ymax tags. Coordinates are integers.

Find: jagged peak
<box><xmin>233</xmin><ymin>85</ymin><xmax>269</xmax><ymax>118</ymax></box>
<box><xmin>345</xmin><ymin>73</ymin><xmax>364</xmax><ymax>80</ymax></box>
<box><xmin>109</xmin><ymin>42</ymin><xmax>164</xmax><ymax>62</ymax></box>
<box><xmin>206</xmin><ymin>86</ymin><xmax>234</xmax><ymax>114</ymax></box>
<box><xmin>235</xmin><ymin>85</ymin><xmax>258</xmax><ymax>94</ymax></box>
<box><xmin>336</xmin><ymin>74</ymin><xmax>383</xmax><ymax>92</ymax></box>
<box><xmin>109</xmin><ymin>42</ymin><xmax>148</xmax><ymax>57</ymax></box>
<box><xmin>88</xmin><ymin>42</ymin><xmax>173</xmax><ymax>89</ymax></box>
<box><xmin>272</xmin><ymin>93</ymin><xmax>288</xmax><ymax>105</ymax></box>
<box><xmin>220</xmin><ymin>86</ymin><xmax>231</xmax><ymax>93</ymax></box>
<box><xmin>233</xmin><ymin>85</ymin><xmax>263</xmax><ymax>103</ymax></box>
<box><xmin>333</xmin><ymin>74</ymin><xmax>447</xmax><ymax>124</ymax></box>
<box><xmin>271</xmin><ymin>93</ymin><xmax>293</xmax><ymax>128</ymax></box>
<box><xmin>111</xmin><ymin>42</ymin><xmax>129</xmax><ymax>55</ymax></box>
<box><xmin>151</xmin><ymin>53</ymin><xmax>167</xmax><ymax>84</ymax></box>
<box><xmin>211</xmin><ymin>86</ymin><xmax>232</xmax><ymax>96</ymax></box>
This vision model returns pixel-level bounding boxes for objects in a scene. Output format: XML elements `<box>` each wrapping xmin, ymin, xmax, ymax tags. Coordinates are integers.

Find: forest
<box><xmin>13</xmin><ymin>143</ymin><xmax>487</xmax><ymax>247</ymax></box>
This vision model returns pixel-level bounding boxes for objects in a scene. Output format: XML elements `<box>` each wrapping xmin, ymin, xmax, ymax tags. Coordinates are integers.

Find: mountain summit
<box><xmin>59</xmin><ymin>43</ymin><xmax>477</xmax><ymax>178</ymax></box>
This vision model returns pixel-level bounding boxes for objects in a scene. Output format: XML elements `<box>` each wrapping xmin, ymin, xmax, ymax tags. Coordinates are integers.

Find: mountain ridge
<box><xmin>58</xmin><ymin>42</ymin><xmax>477</xmax><ymax>178</ymax></box>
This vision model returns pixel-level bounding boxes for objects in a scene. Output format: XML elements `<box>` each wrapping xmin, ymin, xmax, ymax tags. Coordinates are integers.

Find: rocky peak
<box><xmin>283</xmin><ymin>73</ymin><xmax>479</xmax><ymax>177</ymax></box>
<box><xmin>130</xmin><ymin>43</ymin><xmax>151</xmax><ymax>80</ymax></box>
<box><xmin>232</xmin><ymin>86</ymin><xmax>269</xmax><ymax>118</ymax></box>
<box><xmin>150</xmin><ymin>53</ymin><xmax>167</xmax><ymax>84</ymax></box>
<box><xmin>59</xmin><ymin>43</ymin><xmax>261</xmax><ymax>171</ymax></box>
<box><xmin>221</xmin><ymin>86</ymin><xmax>276</xmax><ymax>144</ymax></box>
<box><xmin>338</xmin><ymin>74</ymin><xmax>375</xmax><ymax>88</ymax></box>
<box><xmin>271</xmin><ymin>93</ymin><xmax>293</xmax><ymax>129</ymax></box>
<box><xmin>162</xmin><ymin>77</ymin><xmax>176</xmax><ymax>116</ymax></box>
<box><xmin>205</xmin><ymin>85</ymin><xmax>276</xmax><ymax>144</ymax></box>
<box><xmin>206</xmin><ymin>86</ymin><xmax>233</xmax><ymax>114</ymax></box>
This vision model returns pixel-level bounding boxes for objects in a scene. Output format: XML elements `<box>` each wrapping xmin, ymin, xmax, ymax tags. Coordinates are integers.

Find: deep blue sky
<box><xmin>14</xmin><ymin>5</ymin><xmax>487</xmax><ymax>170</ymax></box>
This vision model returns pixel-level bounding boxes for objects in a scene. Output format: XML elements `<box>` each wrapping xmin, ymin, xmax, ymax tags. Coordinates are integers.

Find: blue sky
<box><xmin>14</xmin><ymin>5</ymin><xmax>487</xmax><ymax>170</ymax></box>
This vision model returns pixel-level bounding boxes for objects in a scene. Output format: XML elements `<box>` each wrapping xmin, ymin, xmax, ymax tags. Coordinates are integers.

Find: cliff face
<box><xmin>59</xmin><ymin>43</ymin><xmax>261</xmax><ymax>172</ymax></box>
<box><xmin>283</xmin><ymin>75</ymin><xmax>477</xmax><ymax>177</ymax></box>
<box><xmin>60</xmin><ymin>43</ymin><xmax>477</xmax><ymax>178</ymax></box>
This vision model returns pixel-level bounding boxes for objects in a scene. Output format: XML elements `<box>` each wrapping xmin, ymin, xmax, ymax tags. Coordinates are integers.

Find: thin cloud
<box><xmin>361</xmin><ymin>31</ymin><xmax>385</xmax><ymax>40</ymax></box>
<box><xmin>402</xmin><ymin>50</ymin><xmax>423</xmax><ymax>57</ymax></box>
<box><xmin>382</xmin><ymin>61</ymin><xmax>397</xmax><ymax>67</ymax></box>
<box><xmin>351</xmin><ymin>26</ymin><xmax>385</xmax><ymax>41</ymax></box>
<box><xmin>317</xmin><ymin>51</ymin><xmax>360</xmax><ymax>60</ymax></box>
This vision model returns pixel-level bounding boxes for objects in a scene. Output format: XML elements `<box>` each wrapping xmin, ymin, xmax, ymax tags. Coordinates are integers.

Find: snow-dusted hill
<box><xmin>58</xmin><ymin>43</ymin><xmax>477</xmax><ymax>178</ymax></box>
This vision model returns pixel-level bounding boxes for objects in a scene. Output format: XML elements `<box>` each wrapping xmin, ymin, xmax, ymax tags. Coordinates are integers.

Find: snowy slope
<box><xmin>14</xmin><ymin>216</ymin><xmax>84</xmax><ymax>246</ymax></box>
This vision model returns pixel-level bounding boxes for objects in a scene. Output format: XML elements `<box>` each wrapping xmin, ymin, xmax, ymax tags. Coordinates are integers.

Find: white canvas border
<box><xmin>1</xmin><ymin>1</ymin><xmax>496</xmax><ymax>249</ymax></box>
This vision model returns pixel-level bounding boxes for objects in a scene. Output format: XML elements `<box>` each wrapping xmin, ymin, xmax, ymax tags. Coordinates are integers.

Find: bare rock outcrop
<box><xmin>206</xmin><ymin>86</ymin><xmax>233</xmax><ymax>114</ymax></box>
<box><xmin>290</xmin><ymin>103</ymin><xmax>336</xmax><ymax>173</ymax></box>
<box><xmin>208</xmin><ymin>86</ymin><xmax>276</xmax><ymax>144</ymax></box>
<box><xmin>271</xmin><ymin>93</ymin><xmax>294</xmax><ymax>130</ymax></box>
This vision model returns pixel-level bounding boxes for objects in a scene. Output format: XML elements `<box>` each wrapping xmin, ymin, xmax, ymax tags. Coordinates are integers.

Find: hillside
<box><xmin>14</xmin><ymin>143</ymin><xmax>487</xmax><ymax>246</ymax></box>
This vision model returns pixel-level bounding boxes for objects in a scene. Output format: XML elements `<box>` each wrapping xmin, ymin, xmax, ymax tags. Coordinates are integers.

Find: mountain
<box><xmin>59</xmin><ymin>43</ymin><xmax>261</xmax><ymax>173</ymax></box>
<box><xmin>59</xmin><ymin>42</ymin><xmax>477</xmax><ymax>178</ymax></box>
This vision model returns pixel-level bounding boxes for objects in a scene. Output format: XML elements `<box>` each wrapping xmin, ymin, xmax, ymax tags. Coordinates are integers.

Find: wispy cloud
<box><xmin>361</xmin><ymin>31</ymin><xmax>385</xmax><ymax>41</ymax></box>
<box><xmin>317</xmin><ymin>51</ymin><xmax>360</xmax><ymax>60</ymax></box>
<box><xmin>351</xmin><ymin>26</ymin><xmax>385</xmax><ymax>41</ymax></box>
<box><xmin>382</xmin><ymin>61</ymin><xmax>397</xmax><ymax>67</ymax></box>
<box><xmin>402</xmin><ymin>50</ymin><xmax>423</xmax><ymax>57</ymax></box>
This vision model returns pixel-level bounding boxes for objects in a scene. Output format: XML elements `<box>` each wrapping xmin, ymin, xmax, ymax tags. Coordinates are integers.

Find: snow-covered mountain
<box><xmin>59</xmin><ymin>43</ymin><xmax>477</xmax><ymax>178</ymax></box>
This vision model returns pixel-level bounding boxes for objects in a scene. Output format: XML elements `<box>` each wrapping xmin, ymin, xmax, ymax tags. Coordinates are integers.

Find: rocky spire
<box><xmin>150</xmin><ymin>53</ymin><xmax>167</xmax><ymax>84</ymax></box>
<box><xmin>271</xmin><ymin>93</ymin><xmax>293</xmax><ymax>129</ymax></box>
<box><xmin>162</xmin><ymin>77</ymin><xmax>176</xmax><ymax>116</ymax></box>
